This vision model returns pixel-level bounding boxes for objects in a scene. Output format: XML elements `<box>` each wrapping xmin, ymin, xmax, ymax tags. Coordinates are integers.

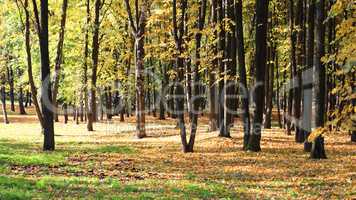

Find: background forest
<box><xmin>0</xmin><ymin>0</ymin><xmax>355</xmax><ymax>199</ymax></box>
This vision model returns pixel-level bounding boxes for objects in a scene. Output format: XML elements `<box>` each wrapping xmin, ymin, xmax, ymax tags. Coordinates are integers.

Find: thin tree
<box><xmin>52</xmin><ymin>0</ymin><xmax>68</xmax><ymax>122</ymax></box>
<box><xmin>1</xmin><ymin>75</ymin><xmax>9</xmax><ymax>124</ymax></box>
<box><xmin>208</xmin><ymin>0</ymin><xmax>218</xmax><ymax>132</ymax></box>
<box><xmin>124</xmin><ymin>0</ymin><xmax>147</xmax><ymax>138</ymax></box>
<box><xmin>84</xmin><ymin>0</ymin><xmax>93</xmax><ymax>131</ymax></box>
<box><xmin>236</xmin><ymin>0</ymin><xmax>251</xmax><ymax>149</ymax></box>
<box><xmin>287</xmin><ymin>0</ymin><xmax>296</xmax><ymax>135</ymax></box>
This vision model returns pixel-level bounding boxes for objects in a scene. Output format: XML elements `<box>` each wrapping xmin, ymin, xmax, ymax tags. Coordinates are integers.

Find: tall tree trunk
<box><xmin>124</xmin><ymin>0</ymin><xmax>147</xmax><ymax>138</ymax></box>
<box><xmin>294</xmin><ymin>0</ymin><xmax>305</xmax><ymax>143</ymax></box>
<box><xmin>264</xmin><ymin>45</ymin><xmax>275</xmax><ymax>129</ymax></box>
<box><xmin>217</xmin><ymin>0</ymin><xmax>226</xmax><ymax>136</ymax></box>
<box><xmin>84</xmin><ymin>0</ymin><xmax>93</xmax><ymax>131</ymax></box>
<box><xmin>221</xmin><ymin>0</ymin><xmax>236</xmax><ymax>138</ymax></box>
<box><xmin>303</xmin><ymin>0</ymin><xmax>314</xmax><ymax>152</ymax></box>
<box><xmin>208</xmin><ymin>0</ymin><xmax>218</xmax><ymax>132</ymax></box>
<box><xmin>287</xmin><ymin>0</ymin><xmax>296</xmax><ymax>135</ymax></box>
<box><xmin>52</xmin><ymin>0</ymin><xmax>68</xmax><ymax>122</ymax></box>
<box><xmin>246</xmin><ymin>0</ymin><xmax>269</xmax><ymax>152</ymax></box>
<box><xmin>26</xmin><ymin>0</ymin><xmax>44</xmax><ymax>128</ymax></box>
<box><xmin>311</xmin><ymin>0</ymin><xmax>327</xmax><ymax>159</ymax></box>
<box><xmin>187</xmin><ymin>0</ymin><xmax>207</xmax><ymax>152</ymax></box>
<box><xmin>276</xmin><ymin>51</ymin><xmax>282</xmax><ymax>128</ymax></box>
<box><xmin>38</xmin><ymin>0</ymin><xmax>55</xmax><ymax>151</ymax></box>
<box><xmin>90</xmin><ymin>0</ymin><xmax>101</xmax><ymax>124</ymax></box>
<box><xmin>236</xmin><ymin>0</ymin><xmax>251</xmax><ymax>149</ymax></box>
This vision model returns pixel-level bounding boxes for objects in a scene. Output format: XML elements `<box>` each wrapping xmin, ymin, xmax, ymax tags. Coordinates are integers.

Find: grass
<box><xmin>0</xmin><ymin>113</ymin><xmax>355</xmax><ymax>199</ymax></box>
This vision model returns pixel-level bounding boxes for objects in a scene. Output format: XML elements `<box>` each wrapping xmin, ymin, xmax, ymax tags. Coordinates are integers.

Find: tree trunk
<box><xmin>287</xmin><ymin>0</ymin><xmax>296</xmax><ymax>135</ymax></box>
<box><xmin>311</xmin><ymin>0</ymin><xmax>326</xmax><ymax>159</ymax></box>
<box><xmin>85</xmin><ymin>0</ymin><xmax>93</xmax><ymax>131</ymax></box>
<box><xmin>124</xmin><ymin>0</ymin><xmax>147</xmax><ymax>138</ymax></box>
<box><xmin>52</xmin><ymin>0</ymin><xmax>68</xmax><ymax>122</ymax></box>
<box><xmin>18</xmin><ymin>87</ymin><xmax>27</xmax><ymax>115</ymax></box>
<box><xmin>352</xmin><ymin>132</ymin><xmax>356</xmax><ymax>142</ymax></box>
<box><xmin>90</xmin><ymin>0</ymin><xmax>101</xmax><ymax>123</ymax></box>
<box><xmin>217</xmin><ymin>0</ymin><xmax>226</xmax><ymax>136</ymax></box>
<box><xmin>294</xmin><ymin>0</ymin><xmax>305</xmax><ymax>143</ymax></box>
<box><xmin>106</xmin><ymin>87</ymin><xmax>113</xmax><ymax>120</ymax></box>
<box><xmin>159</xmin><ymin>62</ymin><xmax>166</xmax><ymax>120</ymax></box>
<box><xmin>222</xmin><ymin>0</ymin><xmax>237</xmax><ymax>138</ymax></box>
<box><xmin>63</xmin><ymin>103</ymin><xmax>68</xmax><ymax>124</ymax></box>
<box><xmin>6</xmin><ymin>66</ymin><xmax>15</xmax><ymax>112</ymax></box>
<box><xmin>208</xmin><ymin>0</ymin><xmax>218</xmax><ymax>131</ymax></box>
<box><xmin>26</xmin><ymin>0</ymin><xmax>44</xmax><ymax>128</ymax></box>
<box><xmin>246</xmin><ymin>0</ymin><xmax>269</xmax><ymax>152</ymax></box>
<box><xmin>276</xmin><ymin>51</ymin><xmax>282</xmax><ymax>128</ymax></box>
<box><xmin>264</xmin><ymin>45</ymin><xmax>275</xmax><ymax>129</ymax></box>
<box><xmin>1</xmin><ymin>81</ymin><xmax>9</xmax><ymax>124</ymax></box>
<box><xmin>236</xmin><ymin>0</ymin><xmax>251</xmax><ymax>149</ymax></box>
<box><xmin>38</xmin><ymin>0</ymin><xmax>55</xmax><ymax>151</ymax></box>
<box><xmin>303</xmin><ymin>0</ymin><xmax>314</xmax><ymax>152</ymax></box>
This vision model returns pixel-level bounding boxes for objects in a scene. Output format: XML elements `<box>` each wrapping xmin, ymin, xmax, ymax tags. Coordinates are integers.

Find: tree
<box><xmin>294</xmin><ymin>0</ymin><xmax>305</xmax><ymax>143</ymax></box>
<box><xmin>90</xmin><ymin>0</ymin><xmax>101</xmax><ymax>125</ymax></box>
<box><xmin>124</xmin><ymin>0</ymin><xmax>147</xmax><ymax>138</ymax></box>
<box><xmin>208</xmin><ymin>0</ymin><xmax>218</xmax><ymax>132</ymax></box>
<box><xmin>52</xmin><ymin>0</ymin><xmax>68</xmax><ymax>122</ymax></box>
<box><xmin>6</xmin><ymin>65</ymin><xmax>15</xmax><ymax>112</ymax></box>
<box><xmin>287</xmin><ymin>0</ymin><xmax>296</xmax><ymax>135</ymax></box>
<box><xmin>302</xmin><ymin>0</ymin><xmax>314</xmax><ymax>152</ymax></box>
<box><xmin>246</xmin><ymin>0</ymin><xmax>269</xmax><ymax>152</ymax></box>
<box><xmin>22</xmin><ymin>0</ymin><xmax>45</xmax><ymax>129</ymax></box>
<box><xmin>0</xmin><ymin>74</ymin><xmax>9</xmax><ymax>124</ymax></box>
<box><xmin>84</xmin><ymin>0</ymin><xmax>93</xmax><ymax>131</ymax></box>
<box><xmin>311</xmin><ymin>0</ymin><xmax>326</xmax><ymax>159</ymax></box>
<box><xmin>236</xmin><ymin>0</ymin><xmax>251</xmax><ymax>149</ymax></box>
<box><xmin>32</xmin><ymin>0</ymin><xmax>55</xmax><ymax>151</ymax></box>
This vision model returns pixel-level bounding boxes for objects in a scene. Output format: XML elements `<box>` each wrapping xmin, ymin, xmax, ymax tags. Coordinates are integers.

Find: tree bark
<box><xmin>18</xmin><ymin>86</ymin><xmax>26</xmax><ymax>115</ymax></box>
<box><xmin>84</xmin><ymin>0</ymin><xmax>93</xmax><ymax>131</ymax></box>
<box><xmin>124</xmin><ymin>0</ymin><xmax>147</xmax><ymax>138</ymax></box>
<box><xmin>246</xmin><ymin>0</ymin><xmax>269</xmax><ymax>152</ymax></box>
<box><xmin>287</xmin><ymin>0</ymin><xmax>296</xmax><ymax>135</ymax></box>
<box><xmin>311</xmin><ymin>0</ymin><xmax>326</xmax><ymax>159</ymax></box>
<box><xmin>1</xmin><ymin>79</ymin><xmax>9</xmax><ymax>124</ymax></box>
<box><xmin>294</xmin><ymin>0</ymin><xmax>305</xmax><ymax>143</ymax></box>
<box><xmin>38</xmin><ymin>0</ymin><xmax>55</xmax><ymax>151</ymax></box>
<box><xmin>52</xmin><ymin>0</ymin><xmax>68</xmax><ymax>122</ymax></box>
<box><xmin>264</xmin><ymin>45</ymin><xmax>275</xmax><ymax>129</ymax></box>
<box><xmin>236</xmin><ymin>0</ymin><xmax>251</xmax><ymax>149</ymax></box>
<box><xmin>159</xmin><ymin>61</ymin><xmax>166</xmax><ymax>120</ymax></box>
<box><xmin>303</xmin><ymin>0</ymin><xmax>314</xmax><ymax>152</ymax></box>
<box><xmin>90</xmin><ymin>0</ymin><xmax>101</xmax><ymax>124</ymax></box>
<box><xmin>6</xmin><ymin>66</ymin><xmax>15</xmax><ymax>112</ymax></box>
<box><xmin>217</xmin><ymin>0</ymin><xmax>226</xmax><ymax>136</ymax></box>
<box><xmin>208</xmin><ymin>0</ymin><xmax>218</xmax><ymax>132</ymax></box>
<box><xmin>25</xmin><ymin>0</ymin><xmax>44</xmax><ymax>128</ymax></box>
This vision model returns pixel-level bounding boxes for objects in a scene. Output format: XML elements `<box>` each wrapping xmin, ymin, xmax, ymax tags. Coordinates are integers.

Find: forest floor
<box><xmin>0</xmin><ymin>108</ymin><xmax>355</xmax><ymax>199</ymax></box>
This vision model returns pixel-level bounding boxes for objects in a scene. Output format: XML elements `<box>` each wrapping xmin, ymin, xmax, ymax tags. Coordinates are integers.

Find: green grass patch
<box><xmin>95</xmin><ymin>145</ymin><xmax>136</xmax><ymax>154</ymax></box>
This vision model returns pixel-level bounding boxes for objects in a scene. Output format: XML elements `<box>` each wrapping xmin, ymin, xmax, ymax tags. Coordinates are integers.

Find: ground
<box><xmin>0</xmin><ymin>108</ymin><xmax>355</xmax><ymax>199</ymax></box>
